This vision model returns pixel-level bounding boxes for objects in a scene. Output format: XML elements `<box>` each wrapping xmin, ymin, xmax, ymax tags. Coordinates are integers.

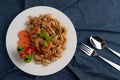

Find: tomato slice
<box><xmin>19</xmin><ymin>52</ymin><xmax>26</xmax><ymax>59</ymax></box>
<box><xmin>25</xmin><ymin>46</ymin><xmax>34</xmax><ymax>54</ymax></box>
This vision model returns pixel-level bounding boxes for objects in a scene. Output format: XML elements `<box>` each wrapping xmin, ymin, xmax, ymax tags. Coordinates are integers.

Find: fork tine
<box><xmin>81</xmin><ymin>45</ymin><xmax>90</xmax><ymax>52</ymax></box>
<box><xmin>80</xmin><ymin>44</ymin><xmax>90</xmax><ymax>54</ymax></box>
<box><xmin>81</xmin><ymin>44</ymin><xmax>89</xmax><ymax>53</ymax></box>
<box><xmin>80</xmin><ymin>43</ymin><xmax>93</xmax><ymax>56</ymax></box>
<box><xmin>80</xmin><ymin>46</ymin><xmax>88</xmax><ymax>54</ymax></box>
<box><xmin>81</xmin><ymin>43</ymin><xmax>91</xmax><ymax>51</ymax></box>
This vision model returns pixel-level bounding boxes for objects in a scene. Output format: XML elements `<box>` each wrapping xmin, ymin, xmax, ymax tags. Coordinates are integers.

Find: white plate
<box><xmin>6</xmin><ymin>6</ymin><xmax>77</xmax><ymax>76</ymax></box>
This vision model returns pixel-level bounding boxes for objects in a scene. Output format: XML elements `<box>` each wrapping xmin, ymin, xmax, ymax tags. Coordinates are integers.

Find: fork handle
<box><xmin>98</xmin><ymin>55</ymin><xmax>120</xmax><ymax>71</ymax></box>
<box><xmin>106</xmin><ymin>47</ymin><xmax>120</xmax><ymax>57</ymax></box>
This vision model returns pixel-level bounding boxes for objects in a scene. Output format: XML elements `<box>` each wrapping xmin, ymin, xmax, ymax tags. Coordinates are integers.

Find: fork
<box><xmin>80</xmin><ymin>43</ymin><xmax>120</xmax><ymax>71</ymax></box>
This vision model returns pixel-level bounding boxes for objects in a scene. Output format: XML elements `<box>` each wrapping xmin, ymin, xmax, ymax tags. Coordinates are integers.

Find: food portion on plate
<box><xmin>17</xmin><ymin>14</ymin><xmax>67</xmax><ymax>66</ymax></box>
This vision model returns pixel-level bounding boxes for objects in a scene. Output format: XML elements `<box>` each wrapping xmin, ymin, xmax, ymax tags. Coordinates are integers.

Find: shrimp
<box><xmin>34</xmin><ymin>38</ymin><xmax>43</xmax><ymax>53</ymax></box>
<box><xmin>41</xmin><ymin>41</ymin><xmax>53</xmax><ymax>52</ymax></box>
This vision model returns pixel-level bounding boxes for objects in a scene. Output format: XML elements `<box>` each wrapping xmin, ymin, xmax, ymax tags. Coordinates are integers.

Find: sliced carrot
<box><xmin>18</xmin><ymin>40</ymin><xmax>30</xmax><ymax>45</ymax></box>
<box><xmin>19</xmin><ymin>38</ymin><xmax>31</xmax><ymax>42</ymax></box>
<box><xmin>18</xmin><ymin>30</ymin><xmax>30</xmax><ymax>38</ymax></box>
<box><xmin>17</xmin><ymin>30</ymin><xmax>31</xmax><ymax>48</ymax></box>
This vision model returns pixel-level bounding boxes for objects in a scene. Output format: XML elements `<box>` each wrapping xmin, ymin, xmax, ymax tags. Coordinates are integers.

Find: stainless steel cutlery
<box><xmin>90</xmin><ymin>35</ymin><xmax>120</xmax><ymax>57</ymax></box>
<box><xmin>80</xmin><ymin>43</ymin><xmax>120</xmax><ymax>71</ymax></box>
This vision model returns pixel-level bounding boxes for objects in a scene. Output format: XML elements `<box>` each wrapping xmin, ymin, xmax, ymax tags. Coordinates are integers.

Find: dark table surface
<box><xmin>0</xmin><ymin>0</ymin><xmax>120</xmax><ymax>80</ymax></box>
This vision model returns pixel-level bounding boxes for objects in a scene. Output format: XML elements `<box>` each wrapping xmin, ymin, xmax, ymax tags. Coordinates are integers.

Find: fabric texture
<box><xmin>0</xmin><ymin>0</ymin><xmax>120</xmax><ymax>80</ymax></box>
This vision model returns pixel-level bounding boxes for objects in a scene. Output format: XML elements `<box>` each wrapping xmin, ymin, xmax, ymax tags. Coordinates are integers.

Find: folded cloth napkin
<box><xmin>0</xmin><ymin>0</ymin><xmax>120</xmax><ymax>80</ymax></box>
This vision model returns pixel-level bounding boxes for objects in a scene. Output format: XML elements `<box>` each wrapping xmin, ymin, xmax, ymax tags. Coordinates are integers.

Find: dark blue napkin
<box><xmin>1</xmin><ymin>0</ymin><xmax>120</xmax><ymax>80</ymax></box>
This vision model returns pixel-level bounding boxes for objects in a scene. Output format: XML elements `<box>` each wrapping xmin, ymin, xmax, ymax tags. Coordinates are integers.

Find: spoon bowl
<box><xmin>90</xmin><ymin>35</ymin><xmax>106</xmax><ymax>49</ymax></box>
<box><xmin>90</xmin><ymin>35</ymin><xmax>120</xmax><ymax>57</ymax></box>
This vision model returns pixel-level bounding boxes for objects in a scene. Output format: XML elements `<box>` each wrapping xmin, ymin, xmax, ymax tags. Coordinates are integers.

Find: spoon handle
<box><xmin>98</xmin><ymin>55</ymin><xmax>120</xmax><ymax>71</ymax></box>
<box><xmin>107</xmin><ymin>47</ymin><xmax>120</xmax><ymax>57</ymax></box>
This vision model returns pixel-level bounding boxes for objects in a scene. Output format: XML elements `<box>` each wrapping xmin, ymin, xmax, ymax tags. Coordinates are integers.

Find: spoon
<box><xmin>90</xmin><ymin>35</ymin><xmax>120</xmax><ymax>57</ymax></box>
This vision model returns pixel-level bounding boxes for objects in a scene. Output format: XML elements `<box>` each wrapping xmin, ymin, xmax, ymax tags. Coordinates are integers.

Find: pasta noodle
<box><xmin>26</xmin><ymin>14</ymin><xmax>67</xmax><ymax>66</ymax></box>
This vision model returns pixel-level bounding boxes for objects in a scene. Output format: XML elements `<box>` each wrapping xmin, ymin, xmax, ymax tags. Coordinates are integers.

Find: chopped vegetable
<box><xmin>19</xmin><ymin>52</ymin><xmax>25</xmax><ymax>59</ymax></box>
<box><xmin>42</xmin><ymin>40</ymin><xmax>48</xmax><ymax>47</ymax></box>
<box><xmin>25</xmin><ymin>46</ymin><xmax>34</xmax><ymax>54</ymax></box>
<box><xmin>39</xmin><ymin>30</ymin><xmax>47</xmax><ymax>39</ymax></box>
<box><xmin>17</xmin><ymin>45</ymin><xmax>23</xmax><ymax>52</ymax></box>
<box><xmin>45</xmin><ymin>36</ymin><xmax>53</xmax><ymax>41</ymax></box>
<box><xmin>40</xmin><ymin>30</ymin><xmax>53</xmax><ymax>41</ymax></box>
<box><xmin>24</xmin><ymin>54</ymin><xmax>34</xmax><ymax>63</ymax></box>
<box><xmin>17</xmin><ymin>44</ymin><xmax>34</xmax><ymax>63</ymax></box>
